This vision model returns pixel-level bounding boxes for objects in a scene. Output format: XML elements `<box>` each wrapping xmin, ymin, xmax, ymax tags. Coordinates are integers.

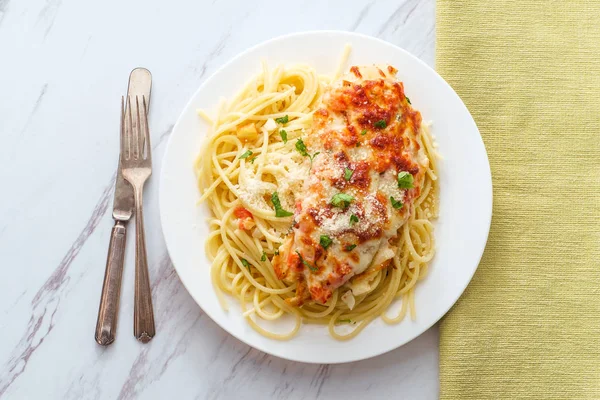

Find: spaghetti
<box><xmin>194</xmin><ymin>51</ymin><xmax>439</xmax><ymax>340</ymax></box>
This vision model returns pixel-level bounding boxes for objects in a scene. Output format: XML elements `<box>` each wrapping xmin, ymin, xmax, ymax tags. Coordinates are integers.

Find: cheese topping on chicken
<box><xmin>272</xmin><ymin>65</ymin><xmax>428</xmax><ymax>306</ymax></box>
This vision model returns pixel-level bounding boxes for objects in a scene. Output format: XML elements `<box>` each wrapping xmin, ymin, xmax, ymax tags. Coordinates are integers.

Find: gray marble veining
<box><xmin>0</xmin><ymin>0</ymin><xmax>437</xmax><ymax>398</ymax></box>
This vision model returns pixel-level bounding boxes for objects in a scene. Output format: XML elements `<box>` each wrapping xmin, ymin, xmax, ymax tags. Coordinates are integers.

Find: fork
<box><xmin>121</xmin><ymin>95</ymin><xmax>155</xmax><ymax>343</ymax></box>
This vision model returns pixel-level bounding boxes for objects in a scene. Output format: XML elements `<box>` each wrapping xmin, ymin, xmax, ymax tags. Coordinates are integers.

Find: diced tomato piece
<box><xmin>234</xmin><ymin>206</ymin><xmax>253</xmax><ymax>220</ymax></box>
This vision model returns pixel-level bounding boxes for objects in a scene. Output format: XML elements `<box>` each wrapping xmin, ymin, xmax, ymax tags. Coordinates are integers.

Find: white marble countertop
<box><xmin>0</xmin><ymin>0</ymin><xmax>437</xmax><ymax>398</ymax></box>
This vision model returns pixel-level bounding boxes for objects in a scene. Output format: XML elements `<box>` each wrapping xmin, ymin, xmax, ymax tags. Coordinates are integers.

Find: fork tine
<box><xmin>124</xmin><ymin>95</ymin><xmax>132</xmax><ymax>160</ymax></box>
<box><xmin>135</xmin><ymin>95</ymin><xmax>142</xmax><ymax>160</ymax></box>
<box><xmin>120</xmin><ymin>96</ymin><xmax>125</xmax><ymax>158</ymax></box>
<box><xmin>141</xmin><ymin>95</ymin><xmax>151</xmax><ymax>160</ymax></box>
<box><xmin>127</xmin><ymin>95</ymin><xmax>134</xmax><ymax>160</ymax></box>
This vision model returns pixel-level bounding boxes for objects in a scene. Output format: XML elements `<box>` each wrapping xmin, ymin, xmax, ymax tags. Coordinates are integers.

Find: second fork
<box><xmin>121</xmin><ymin>95</ymin><xmax>156</xmax><ymax>343</ymax></box>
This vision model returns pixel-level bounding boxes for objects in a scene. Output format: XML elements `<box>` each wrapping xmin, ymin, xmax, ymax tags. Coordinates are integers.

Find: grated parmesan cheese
<box><xmin>377</xmin><ymin>171</ymin><xmax>405</xmax><ymax>202</ymax></box>
<box><xmin>319</xmin><ymin>208</ymin><xmax>349</xmax><ymax>235</ymax></box>
<box><xmin>350</xmin><ymin>145</ymin><xmax>371</xmax><ymax>161</ymax></box>
<box><xmin>236</xmin><ymin>176</ymin><xmax>277</xmax><ymax>212</ymax></box>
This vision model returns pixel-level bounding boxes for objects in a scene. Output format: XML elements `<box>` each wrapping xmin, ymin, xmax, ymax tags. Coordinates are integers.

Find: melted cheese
<box><xmin>273</xmin><ymin>65</ymin><xmax>428</xmax><ymax>305</ymax></box>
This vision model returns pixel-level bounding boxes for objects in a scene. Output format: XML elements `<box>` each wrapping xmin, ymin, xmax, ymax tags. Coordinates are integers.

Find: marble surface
<box><xmin>0</xmin><ymin>0</ymin><xmax>437</xmax><ymax>398</ymax></box>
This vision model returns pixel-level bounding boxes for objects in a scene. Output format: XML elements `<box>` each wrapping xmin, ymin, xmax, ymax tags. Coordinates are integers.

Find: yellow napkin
<box><xmin>436</xmin><ymin>1</ymin><xmax>600</xmax><ymax>398</ymax></box>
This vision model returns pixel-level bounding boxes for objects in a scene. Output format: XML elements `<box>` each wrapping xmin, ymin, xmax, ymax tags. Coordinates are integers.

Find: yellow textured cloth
<box><xmin>436</xmin><ymin>1</ymin><xmax>600</xmax><ymax>398</ymax></box>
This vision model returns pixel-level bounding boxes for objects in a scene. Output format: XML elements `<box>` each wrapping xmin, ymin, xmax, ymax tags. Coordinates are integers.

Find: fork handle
<box><xmin>95</xmin><ymin>220</ymin><xmax>127</xmax><ymax>345</ymax></box>
<box><xmin>133</xmin><ymin>185</ymin><xmax>156</xmax><ymax>343</ymax></box>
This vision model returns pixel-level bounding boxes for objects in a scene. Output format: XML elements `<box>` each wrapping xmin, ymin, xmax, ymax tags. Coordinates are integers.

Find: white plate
<box><xmin>160</xmin><ymin>31</ymin><xmax>492</xmax><ymax>364</ymax></box>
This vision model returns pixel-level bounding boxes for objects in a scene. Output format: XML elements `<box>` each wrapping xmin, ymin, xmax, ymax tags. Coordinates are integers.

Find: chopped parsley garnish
<box><xmin>279</xmin><ymin>129</ymin><xmax>288</xmax><ymax>144</ymax></box>
<box><xmin>345</xmin><ymin>244</ymin><xmax>357</xmax><ymax>251</ymax></box>
<box><xmin>295</xmin><ymin>138</ymin><xmax>308</xmax><ymax>156</ymax></box>
<box><xmin>271</xmin><ymin>192</ymin><xmax>293</xmax><ymax>217</ymax></box>
<box><xmin>260</xmin><ymin>251</ymin><xmax>267</xmax><ymax>262</ymax></box>
<box><xmin>320</xmin><ymin>235</ymin><xmax>333</xmax><ymax>249</ymax></box>
<box><xmin>361</xmin><ymin>129</ymin><xmax>367</xmax><ymax>135</ymax></box>
<box><xmin>331</xmin><ymin>193</ymin><xmax>354</xmax><ymax>208</ymax></box>
<box><xmin>337</xmin><ymin>319</ymin><xmax>353</xmax><ymax>324</ymax></box>
<box><xmin>241</xmin><ymin>258</ymin><xmax>251</xmax><ymax>269</ymax></box>
<box><xmin>344</xmin><ymin>167</ymin><xmax>353</xmax><ymax>181</ymax></box>
<box><xmin>275</xmin><ymin>115</ymin><xmax>289</xmax><ymax>124</ymax></box>
<box><xmin>296</xmin><ymin>251</ymin><xmax>318</xmax><ymax>272</ymax></box>
<box><xmin>249</xmin><ymin>156</ymin><xmax>257</xmax><ymax>164</ymax></box>
<box><xmin>397</xmin><ymin>171</ymin><xmax>414</xmax><ymax>189</ymax></box>
<box><xmin>295</xmin><ymin>138</ymin><xmax>320</xmax><ymax>165</ymax></box>
<box><xmin>374</xmin><ymin>119</ymin><xmax>387</xmax><ymax>129</ymax></box>
<box><xmin>405</xmin><ymin>96</ymin><xmax>411</xmax><ymax>104</ymax></box>
<box><xmin>274</xmin><ymin>249</ymin><xmax>280</xmax><ymax>256</ymax></box>
<box><xmin>390</xmin><ymin>196</ymin><xmax>404</xmax><ymax>209</ymax></box>
<box><xmin>350</xmin><ymin>214</ymin><xmax>359</xmax><ymax>224</ymax></box>
<box><xmin>239</xmin><ymin>150</ymin><xmax>253</xmax><ymax>159</ymax></box>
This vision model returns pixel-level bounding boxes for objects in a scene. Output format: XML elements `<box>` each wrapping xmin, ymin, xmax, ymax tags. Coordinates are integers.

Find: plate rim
<box><xmin>159</xmin><ymin>30</ymin><xmax>493</xmax><ymax>364</ymax></box>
